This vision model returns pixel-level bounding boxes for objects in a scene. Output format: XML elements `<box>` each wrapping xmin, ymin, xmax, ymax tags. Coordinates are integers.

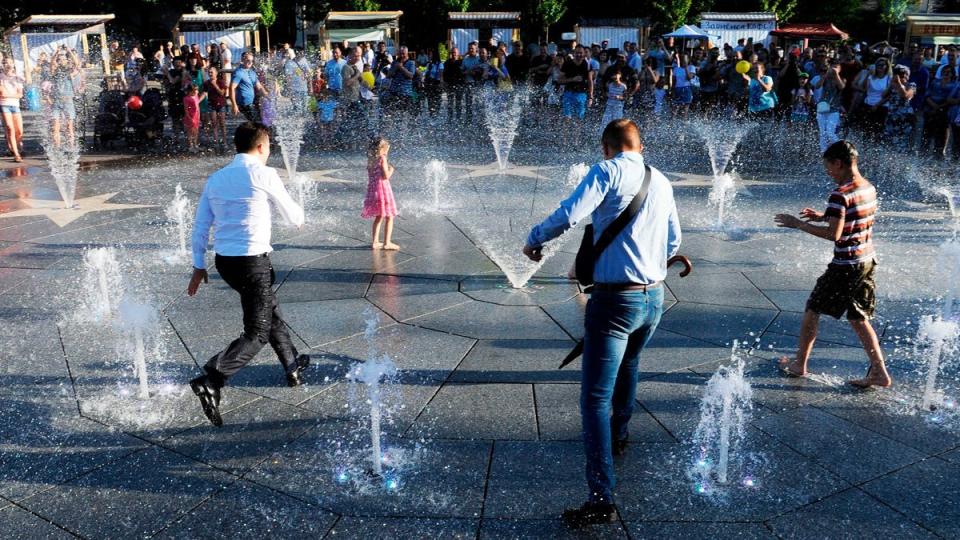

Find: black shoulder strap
<box><xmin>592</xmin><ymin>164</ymin><xmax>652</xmax><ymax>262</ymax></box>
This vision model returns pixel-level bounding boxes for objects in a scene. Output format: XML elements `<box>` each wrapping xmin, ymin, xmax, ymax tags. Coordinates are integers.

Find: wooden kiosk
<box><xmin>3</xmin><ymin>14</ymin><xmax>115</xmax><ymax>83</ymax></box>
<box><xmin>447</xmin><ymin>12</ymin><xmax>521</xmax><ymax>53</ymax></box>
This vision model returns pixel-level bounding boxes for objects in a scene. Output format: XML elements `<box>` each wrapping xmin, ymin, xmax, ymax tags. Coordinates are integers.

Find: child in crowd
<box><xmin>317</xmin><ymin>88</ymin><xmax>338</xmax><ymax>140</ymax></box>
<box><xmin>361</xmin><ymin>137</ymin><xmax>399</xmax><ymax>250</ymax></box>
<box><xmin>791</xmin><ymin>72</ymin><xmax>812</xmax><ymax>123</ymax></box>
<box><xmin>774</xmin><ymin>140</ymin><xmax>892</xmax><ymax>389</ymax></box>
<box><xmin>653</xmin><ymin>73</ymin><xmax>669</xmax><ymax>116</ymax></box>
<box><xmin>600</xmin><ymin>68</ymin><xmax>627</xmax><ymax>128</ymax></box>
<box><xmin>202</xmin><ymin>66</ymin><xmax>228</xmax><ymax>149</ymax></box>
<box><xmin>182</xmin><ymin>84</ymin><xmax>203</xmax><ymax>152</ymax></box>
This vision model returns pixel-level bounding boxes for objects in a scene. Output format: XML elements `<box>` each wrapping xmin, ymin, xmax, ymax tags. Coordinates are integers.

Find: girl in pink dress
<box><xmin>182</xmin><ymin>84</ymin><xmax>203</xmax><ymax>152</ymax></box>
<box><xmin>361</xmin><ymin>137</ymin><xmax>399</xmax><ymax>250</ymax></box>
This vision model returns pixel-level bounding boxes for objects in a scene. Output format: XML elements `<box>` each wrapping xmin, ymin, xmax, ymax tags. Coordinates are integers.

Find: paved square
<box><xmin>1</xmin><ymin>126</ymin><xmax>958</xmax><ymax>540</ymax></box>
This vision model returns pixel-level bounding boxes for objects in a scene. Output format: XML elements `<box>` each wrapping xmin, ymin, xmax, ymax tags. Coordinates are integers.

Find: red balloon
<box><xmin>127</xmin><ymin>96</ymin><xmax>142</xmax><ymax>110</ymax></box>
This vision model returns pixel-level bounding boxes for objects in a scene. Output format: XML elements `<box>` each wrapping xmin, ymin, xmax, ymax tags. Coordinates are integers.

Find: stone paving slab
<box><xmin>534</xmin><ymin>384</ymin><xmax>674</xmax><ymax>443</ymax></box>
<box><xmin>156</xmin><ymin>479</ymin><xmax>338</xmax><ymax>539</ymax></box>
<box><xmin>483</xmin><ymin>441</ymin><xmax>585</xmax><ymax>519</ymax></box>
<box><xmin>766</xmin><ymin>487</ymin><xmax>937</xmax><ymax>540</ymax></box>
<box><xmin>480</xmin><ymin>518</ymin><xmax>628</xmax><ymax>538</ymax></box>
<box><xmin>327</xmin><ymin>517</ymin><xmax>477</xmax><ymax>539</ymax></box>
<box><xmin>658</xmin><ymin>303</ymin><xmax>778</xmax><ymax>347</ymax></box>
<box><xmin>408</xmin><ymin>302</ymin><xmax>570</xmax><ymax>341</ymax></box>
<box><xmin>409</xmin><ymin>383</ymin><xmax>537</xmax><ymax>441</ymax></box>
<box><xmin>861</xmin><ymin>457</ymin><xmax>960</xmax><ymax>539</ymax></box>
<box><xmin>665</xmin><ymin>270</ymin><xmax>777</xmax><ymax>310</ymax></box>
<box><xmin>0</xmin><ymin>505</ymin><xmax>74</xmax><ymax>539</ymax></box>
<box><xmin>20</xmin><ymin>446</ymin><xmax>233</xmax><ymax>539</ymax></box>
<box><xmin>248</xmin><ymin>432</ymin><xmax>491</xmax><ymax>518</ymax></box>
<box><xmin>752</xmin><ymin>406</ymin><xmax>927</xmax><ymax>485</ymax></box>
<box><xmin>627</xmin><ymin>521</ymin><xmax>775</xmax><ymax>539</ymax></box>
<box><xmin>615</xmin><ymin>434</ymin><xmax>849</xmax><ymax>522</ymax></box>
<box><xmin>461</xmin><ymin>275</ymin><xmax>581</xmax><ymax>307</ymax></box>
<box><xmin>451</xmin><ymin>339</ymin><xmax>580</xmax><ymax>383</ymax></box>
<box><xmin>365</xmin><ymin>274</ymin><xmax>469</xmax><ymax>322</ymax></box>
<box><xmin>299</xmin><ymin>381</ymin><xmax>440</xmax><ymax>437</ymax></box>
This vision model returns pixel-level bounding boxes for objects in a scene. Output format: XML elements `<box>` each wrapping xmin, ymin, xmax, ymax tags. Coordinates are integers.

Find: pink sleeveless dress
<box><xmin>361</xmin><ymin>160</ymin><xmax>397</xmax><ymax>218</ymax></box>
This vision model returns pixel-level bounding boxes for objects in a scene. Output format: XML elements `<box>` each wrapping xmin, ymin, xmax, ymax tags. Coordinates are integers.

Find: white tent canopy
<box><xmin>664</xmin><ymin>25</ymin><xmax>709</xmax><ymax>38</ymax></box>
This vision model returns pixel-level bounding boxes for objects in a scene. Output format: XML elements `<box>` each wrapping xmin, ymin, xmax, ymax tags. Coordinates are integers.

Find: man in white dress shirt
<box><xmin>187</xmin><ymin>122</ymin><xmax>308</xmax><ymax>426</ymax></box>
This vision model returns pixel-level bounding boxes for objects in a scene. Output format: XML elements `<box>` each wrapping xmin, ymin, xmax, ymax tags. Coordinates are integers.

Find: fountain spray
<box><xmin>351</xmin><ymin>310</ymin><xmax>398</xmax><ymax>476</ymax></box>
<box><xmin>692</xmin><ymin>341</ymin><xmax>753</xmax><ymax>488</ymax></box>
<box><xmin>424</xmin><ymin>160</ymin><xmax>448</xmax><ymax>212</ymax></box>
<box><xmin>696</xmin><ymin>122</ymin><xmax>753</xmax><ymax>230</ymax></box>
<box><xmin>918</xmin><ymin>240</ymin><xmax>960</xmax><ymax>410</ymax></box>
<box><xmin>116</xmin><ymin>296</ymin><xmax>160</xmax><ymax>400</ymax></box>
<box><xmin>165</xmin><ymin>184</ymin><xmax>192</xmax><ymax>261</ymax></box>
<box><xmin>80</xmin><ymin>247</ymin><xmax>124</xmax><ymax>324</ymax></box>
<box><xmin>481</xmin><ymin>88</ymin><xmax>527</xmax><ymax>170</ymax></box>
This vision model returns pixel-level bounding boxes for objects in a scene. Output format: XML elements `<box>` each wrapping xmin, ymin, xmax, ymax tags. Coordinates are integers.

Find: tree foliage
<box><xmin>258</xmin><ymin>0</ymin><xmax>276</xmax><ymax>27</ymax></box>
<box><xmin>878</xmin><ymin>0</ymin><xmax>911</xmax><ymax>26</ymax></box>
<box><xmin>445</xmin><ymin>0</ymin><xmax>471</xmax><ymax>12</ymax></box>
<box><xmin>759</xmin><ymin>0</ymin><xmax>798</xmax><ymax>23</ymax></box>
<box><xmin>653</xmin><ymin>0</ymin><xmax>693</xmax><ymax>29</ymax></box>
<box><xmin>537</xmin><ymin>0</ymin><xmax>568</xmax><ymax>39</ymax></box>
<box><xmin>350</xmin><ymin>0</ymin><xmax>382</xmax><ymax>10</ymax></box>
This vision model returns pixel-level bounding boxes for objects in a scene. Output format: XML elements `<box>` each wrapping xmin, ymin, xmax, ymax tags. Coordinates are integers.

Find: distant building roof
<box><xmin>578</xmin><ymin>18</ymin><xmax>650</xmax><ymax>27</ymax></box>
<box><xmin>178</xmin><ymin>13</ymin><xmax>262</xmax><ymax>24</ymax></box>
<box><xmin>6</xmin><ymin>14</ymin><xmax>115</xmax><ymax>35</ymax></box>
<box><xmin>700</xmin><ymin>12</ymin><xmax>777</xmax><ymax>22</ymax></box>
<box><xmin>448</xmin><ymin>12</ymin><xmax>521</xmax><ymax>22</ymax></box>
<box><xmin>322</xmin><ymin>11</ymin><xmax>403</xmax><ymax>29</ymax></box>
<box><xmin>770</xmin><ymin>23</ymin><xmax>849</xmax><ymax>40</ymax></box>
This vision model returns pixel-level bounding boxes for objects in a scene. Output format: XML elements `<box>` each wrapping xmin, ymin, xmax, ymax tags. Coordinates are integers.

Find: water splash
<box><xmin>424</xmin><ymin>160</ymin><xmax>448</xmax><ymax>212</ymax></box>
<box><xmin>115</xmin><ymin>296</ymin><xmax>160</xmax><ymax>399</ymax></box>
<box><xmin>565</xmin><ymin>163</ymin><xmax>590</xmax><ymax>188</ymax></box>
<box><xmin>695</xmin><ymin>121</ymin><xmax>754</xmax><ymax>230</ymax></box>
<box><xmin>482</xmin><ymin>87</ymin><xmax>528</xmax><ymax>170</ymax></box>
<box><xmin>165</xmin><ymin>184</ymin><xmax>192</xmax><ymax>262</ymax></box>
<box><xmin>351</xmin><ymin>309</ymin><xmax>398</xmax><ymax>476</ymax></box>
<box><xmin>916</xmin><ymin>240</ymin><xmax>960</xmax><ymax>411</ymax></box>
<box><xmin>691</xmin><ymin>341</ymin><xmax>753</xmax><ymax>489</ymax></box>
<box><xmin>78</xmin><ymin>247</ymin><xmax>124</xmax><ymax>324</ymax></box>
<box><xmin>274</xmin><ymin>106</ymin><xmax>310</xmax><ymax>210</ymax></box>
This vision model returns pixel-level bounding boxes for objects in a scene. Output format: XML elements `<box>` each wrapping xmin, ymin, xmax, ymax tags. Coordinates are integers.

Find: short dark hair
<box><xmin>601</xmin><ymin>119</ymin><xmax>642</xmax><ymax>151</ymax></box>
<box><xmin>823</xmin><ymin>140</ymin><xmax>858</xmax><ymax>165</ymax></box>
<box><xmin>234</xmin><ymin>122</ymin><xmax>271</xmax><ymax>153</ymax></box>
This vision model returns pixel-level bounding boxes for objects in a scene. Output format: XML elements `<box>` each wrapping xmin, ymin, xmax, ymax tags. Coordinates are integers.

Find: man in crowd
<box><xmin>443</xmin><ymin>47</ymin><xmax>465</xmax><ymax>121</ymax></box>
<box><xmin>461</xmin><ymin>42</ymin><xmax>482</xmax><ymax>121</ymax></box>
<box><xmin>325</xmin><ymin>46</ymin><xmax>347</xmax><ymax>98</ymax></box>
<box><xmin>505</xmin><ymin>41</ymin><xmax>529</xmax><ymax>85</ymax></box>
<box><xmin>557</xmin><ymin>45</ymin><xmax>593</xmax><ymax>133</ymax></box>
<box><xmin>523</xmin><ymin>119</ymin><xmax>681</xmax><ymax>527</ymax></box>
<box><xmin>231</xmin><ymin>52</ymin><xmax>268</xmax><ymax>122</ymax></box>
<box><xmin>187</xmin><ymin>122</ymin><xmax>309</xmax><ymax>427</ymax></box>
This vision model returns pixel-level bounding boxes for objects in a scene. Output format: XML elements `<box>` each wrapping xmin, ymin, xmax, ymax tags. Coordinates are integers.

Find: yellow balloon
<box><xmin>736</xmin><ymin>60</ymin><xmax>751</xmax><ymax>74</ymax></box>
<box><xmin>361</xmin><ymin>72</ymin><xmax>375</xmax><ymax>88</ymax></box>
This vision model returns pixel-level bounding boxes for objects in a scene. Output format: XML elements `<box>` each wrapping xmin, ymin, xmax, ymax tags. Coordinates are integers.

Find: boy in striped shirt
<box><xmin>774</xmin><ymin>140</ymin><xmax>892</xmax><ymax>388</ymax></box>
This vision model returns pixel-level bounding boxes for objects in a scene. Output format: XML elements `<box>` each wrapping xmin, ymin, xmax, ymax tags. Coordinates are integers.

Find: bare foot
<box><xmin>848</xmin><ymin>366</ymin><xmax>892</xmax><ymax>388</ymax></box>
<box><xmin>383</xmin><ymin>242</ymin><xmax>400</xmax><ymax>251</ymax></box>
<box><xmin>372</xmin><ymin>242</ymin><xmax>383</xmax><ymax>250</ymax></box>
<box><xmin>778</xmin><ymin>356</ymin><xmax>806</xmax><ymax>378</ymax></box>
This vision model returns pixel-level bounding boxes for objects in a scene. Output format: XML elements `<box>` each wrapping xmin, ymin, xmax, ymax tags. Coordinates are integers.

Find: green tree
<box><xmin>350</xmin><ymin>0</ymin><xmax>382</xmax><ymax>10</ymax></box>
<box><xmin>878</xmin><ymin>0</ymin><xmax>913</xmax><ymax>42</ymax></box>
<box><xmin>537</xmin><ymin>0</ymin><xmax>567</xmax><ymax>42</ymax></box>
<box><xmin>445</xmin><ymin>0</ymin><xmax>471</xmax><ymax>12</ymax></box>
<box><xmin>258</xmin><ymin>0</ymin><xmax>277</xmax><ymax>51</ymax></box>
<box><xmin>653</xmin><ymin>0</ymin><xmax>693</xmax><ymax>30</ymax></box>
<box><xmin>759</xmin><ymin>0</ymin><xmax>798</xmax><ymax>23</ymax></box>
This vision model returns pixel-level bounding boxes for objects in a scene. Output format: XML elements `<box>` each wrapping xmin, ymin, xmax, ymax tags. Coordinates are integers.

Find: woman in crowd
<box><xmin>671</xmin><ymin>53</ymin><xmax>695</xmax><ymax>118</ymax></box>
<box><xmin>747</xmin><ymin>62</ymin><xmax>777</xmax><ymax>119</ymax></box>
<box><xmin>0</xmin><ymin>57</ymin><xmax>25</xmax><ymax>162</ymax></box>
<box><xmin>861</xmin><ymin>59</ymin><xmax>892</xmax><ymax>138</ymax></box>
<box><xmin>423</xmin><ymin>49</ymin><xmax>444</xmax><ymax>116</ymax></box>
<box><xmin>923</xmin><ymin>67</ymin><xmax>959</xmax><ymax>157</ymax></box>
<box><xmin>882</xmin><ymin>64</ymin><xmax>917</xmax><ymax>149</ymax></box>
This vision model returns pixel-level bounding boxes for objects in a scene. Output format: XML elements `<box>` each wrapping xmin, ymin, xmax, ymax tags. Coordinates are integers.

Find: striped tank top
<box><xmin>823</xmin><ymin>180</ymin><xmax>877</xmax><ymax>265</ymax></box>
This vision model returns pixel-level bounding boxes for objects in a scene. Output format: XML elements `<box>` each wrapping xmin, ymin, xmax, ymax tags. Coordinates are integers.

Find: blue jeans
<box><xmin>562</xmin><ymin>91</ymin><xmax>588</xmax><ymax>118</ymax></box>
<box><xmin>581</xmin><ymin>287</ymin><xmax>664</xmax><ymax>503</ymax></box>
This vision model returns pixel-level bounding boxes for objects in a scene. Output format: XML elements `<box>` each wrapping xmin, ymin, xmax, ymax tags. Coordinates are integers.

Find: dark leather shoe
<box><xmin>286</xmin><ymin>354</ymin><xmax>311</xmax><ymax>387</ymax></box>
<box><xmin>613</xmin><ymin>435</ymin><xmax>629</xmax><ymax>457</ymax></box>
<box><xmin>190</xmin><ymin>376</ymin><xmax>222</xmax><ymax>427</ymax></box>
<box><xmin>562</xmin><ymin>502</ymin><xmax>619</xmax><ymax>528</ymax></box>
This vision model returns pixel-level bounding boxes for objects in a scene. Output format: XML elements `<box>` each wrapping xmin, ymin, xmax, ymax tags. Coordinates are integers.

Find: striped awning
<box><xmin>448</xmin><ymin>12</ymin><xmax>521</xmax><ymax>22</ymax></box>
<box><xmin>700</xmin><ymin>12</ymin><xmax>777</xmax><ymax>22</ymax></box>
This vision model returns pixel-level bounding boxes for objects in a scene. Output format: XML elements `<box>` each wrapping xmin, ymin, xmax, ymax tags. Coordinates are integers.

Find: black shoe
<box><xmin>286</xmin><ymin>354</ymin><xmax>311</xmax><ymax>387</ymax></box>
<box><xmin>190</xmin><ymin>376</ymin><xmax>223</xmax><ymax>427</ymax></box>
<box><xmin>562</xmin><ymin>502</ymin><xmax>619</xmax><ymax>528</ymax></box>
<box><xmin>613</xmin><ymin>435</ymin><xmax>629</xmax><ymax>457</ymax></box>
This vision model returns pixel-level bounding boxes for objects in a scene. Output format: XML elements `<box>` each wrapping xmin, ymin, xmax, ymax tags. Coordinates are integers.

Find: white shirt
<box><xmin>192</xmin><ymin>154</ymin><xmax>304</xmax><ymax>269</ymax></box>
<box><xmin>221</xmin><ymin>48</ymin><xmax>233</xmax><ymax>69</ymax></box>
<box><xmin>363</xmin><ymin>49</ymin><xmax>375</xmax><ymax>67</ymax></box>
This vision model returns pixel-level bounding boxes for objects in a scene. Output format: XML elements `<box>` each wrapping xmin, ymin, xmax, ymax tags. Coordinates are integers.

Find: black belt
<box><xmin>591</xmin><ymin>281</ymin><xmax>661</xmax><ymax>292</ymax></box>
<box><xmin>215</xmin><ymin>252</ymin><xmax>269</xmax><ymax>259</ymax></box>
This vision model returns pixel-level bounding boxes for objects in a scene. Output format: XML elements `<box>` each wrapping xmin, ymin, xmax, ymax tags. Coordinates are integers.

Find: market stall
<box><xmin>574</xmin><ymin>18</ymin><xmax>651</xmax><ymax>54</ymax></box>
<box><xmin>905</xmin><ymin>13</ymin><xmax>960</xmax><ymax>48</ymax></box>
<box><xmin>769</xmin><ymin>23</ymin><xmax>849</xmax><ymax>50</ymax></box>
<box><xmin>699</xmin><ymin>12</ymin><xmax>777</xmax><ymax>48</ymax></box>
<box><xmin>3</xmin><ymin>14</ymin><xmax>115</xmax><ymax>83</ymax></box>
<box><xmin>663</xmin><ymin>24</ymin><xmax>717</xmax><ymax>49</ymax></box>
<box><xmin>319</xmin><ymin>11</ymin><xmax>402</xmax><ymax>53</ymax></box>
<box><xmin>173</xmin><ymin>13</ymin><xmax>262</xmax><ymax>63</ymax></box>
<box><xmin>448</xmin><ymin>11</ymin><xmax>520</xmax><ymax>53</ymax></box>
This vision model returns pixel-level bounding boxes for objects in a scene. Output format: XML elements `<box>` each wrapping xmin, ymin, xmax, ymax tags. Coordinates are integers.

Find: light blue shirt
<box><xmin>192</xmin><ymin>154</ymin><xmax>304</xmax><ymax>269</ymax></box>
<box><xmin>526</xmin><ymin>152</ymin><xmax>681</xmax><ymax>284</ymax></box>
<box><xmin>324</xmin><ymin>58</ymin><xmax>346</xmax><ymax>91</ymax></box>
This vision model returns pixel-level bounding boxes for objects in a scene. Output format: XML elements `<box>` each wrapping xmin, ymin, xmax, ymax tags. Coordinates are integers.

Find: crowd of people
<box><xmin>2</xmin><ymin>34</ymin><xmax>960</xmax><ymax>159</ymax></box>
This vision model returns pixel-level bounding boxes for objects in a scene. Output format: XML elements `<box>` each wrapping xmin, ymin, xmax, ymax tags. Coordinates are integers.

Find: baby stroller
<box><xmin>126</xmin><ymin>88</ymin><xmax>166</xmax><ymax>148</ymax></box>
<box><xmin>94</xmin><ymin>90</ymin><xmax>126</xmax><ymax>149</ymax></box>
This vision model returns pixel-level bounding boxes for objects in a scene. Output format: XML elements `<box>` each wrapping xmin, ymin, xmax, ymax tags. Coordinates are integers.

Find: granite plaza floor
<box><xmin>1</xmin><ymin>139</ymin><xmax>959</xmax><ymax>539</ymax></box>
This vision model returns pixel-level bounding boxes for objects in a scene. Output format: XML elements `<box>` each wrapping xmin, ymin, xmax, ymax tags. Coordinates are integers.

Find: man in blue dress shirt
<box><xmin>186</xmin><ymin>122</ymin><xmax>308</xmax><ymax>426</ymax></box>
<box><xmin>524</xmin><ymin>119</ymin><xmax>681</xmax><ymax>526</ymax></box>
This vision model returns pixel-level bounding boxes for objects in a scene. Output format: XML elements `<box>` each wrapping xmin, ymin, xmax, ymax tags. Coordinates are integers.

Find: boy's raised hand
<box><xmin>800</xmin><ymin>207</ymin><xmax>824</xmax><ymax>221</ymax></box>
<box><xmin>774</xmin><ymin>213</ymin><xmax>802</xmax><ymax>229</ymax></box>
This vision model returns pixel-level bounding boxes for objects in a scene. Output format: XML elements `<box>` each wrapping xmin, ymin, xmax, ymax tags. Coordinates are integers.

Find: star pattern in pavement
<box><xmin>0</xmin><ymin>192</ymin><xmax>157</xmax><ymax>227</ymax></box>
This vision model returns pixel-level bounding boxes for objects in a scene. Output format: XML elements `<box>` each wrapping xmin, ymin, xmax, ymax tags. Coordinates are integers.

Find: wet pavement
<box><xmin>0</xmin><ymin>141</ymin><xmax>958</xmax><ymax>539</ymax></box>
